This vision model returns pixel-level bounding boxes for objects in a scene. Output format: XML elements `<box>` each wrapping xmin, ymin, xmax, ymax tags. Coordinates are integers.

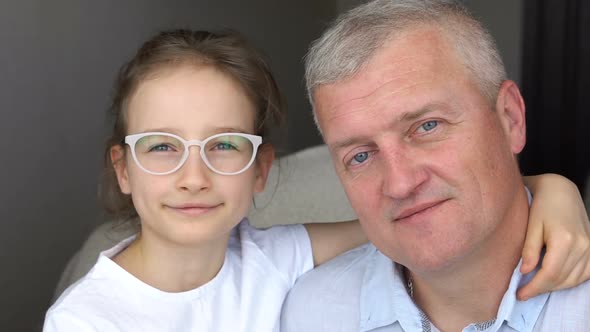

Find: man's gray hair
<box><xmin>305</xmin><ymin>0</ymin><xmax>507</xmax><ymax>129</ymax></box>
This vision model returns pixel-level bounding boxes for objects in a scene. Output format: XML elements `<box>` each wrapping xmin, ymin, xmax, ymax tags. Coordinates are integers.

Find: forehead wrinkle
<box><xmin>325</xmin><ymin>75</ymin><xmax>435</xmax><ymax>137</ymax></box>
<box><xmin>321</xmin><ymin>39</ymin><xmax>441</xmax><ymax>110</ymax></box>
<box><xmin>322</xmin><ymin>52</ymin><xmax>433</xmax><ymax>118</ymax></box>
<box><xmin>325</xmin><ymin>75</ymin><xmax>431</xmax><ymax>122</ymax></box>
<box><xmin>326</xmin><ymin>80</ymin><xmax>435</xmax><ymax>152</ymax></box>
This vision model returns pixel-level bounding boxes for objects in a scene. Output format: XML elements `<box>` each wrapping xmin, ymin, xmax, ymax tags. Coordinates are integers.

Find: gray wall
<box><xmin>0</xmin><ymin>1</ymin><xmax>332</xmax><ymax>330</ymax></box>
<box><xmin>464</xmin><ymin>0</ymin><xmax>523</xmax><ymax>84</ymax></box>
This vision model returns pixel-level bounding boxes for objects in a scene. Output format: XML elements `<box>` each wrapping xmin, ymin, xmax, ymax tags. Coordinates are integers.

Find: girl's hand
<box><xmin>518</xmin><ymin>174</ymin><xmax>590</xmax><ymax>300</ymax></box>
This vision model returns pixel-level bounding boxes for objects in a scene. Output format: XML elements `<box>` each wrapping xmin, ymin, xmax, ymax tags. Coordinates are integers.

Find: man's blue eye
<box><xmin>353</xmin><ymin>152</ymin><xmax>369</xmax><ymax>163</ymax></box>
<box><xmin>421</xmin><ymin>120</ymin><xmax>438</xmax><ymax>132</ymax></box>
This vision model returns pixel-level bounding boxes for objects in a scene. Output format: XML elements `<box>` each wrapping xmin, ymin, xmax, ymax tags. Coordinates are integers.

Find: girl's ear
<box><xmin>253</xmin><ymin>144</ymin><xmax>275</xmax><ymax>193</ymax></box>
<box><xmin>110</xmin><ymin>145</ymin><xmax>132</xmax><ymax>194</ymax></box>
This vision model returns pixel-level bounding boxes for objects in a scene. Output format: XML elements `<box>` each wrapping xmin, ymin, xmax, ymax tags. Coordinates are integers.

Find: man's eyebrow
<box><xmin>329</xmin><ymin>110</ymin><xmax>426</xmax><ymax>151</ymax></box>
<box><xmin>399</xmin><ymin>107</ymin><xmax>436</xmax><ymax>122</ymax></box>
<box><xmin>404</xmin><ymin>101</ymin><xmax>461</xmax><ymax>120</ymax></box>
<box><xmin>330</xmin><ymin>105</ymin><xmax>450</xmax><ymax>151</ymax></box>
<box><xmin>331</xmin><ymin>136</ymin><xmax>372</xmax><ymax>152</ymax></box>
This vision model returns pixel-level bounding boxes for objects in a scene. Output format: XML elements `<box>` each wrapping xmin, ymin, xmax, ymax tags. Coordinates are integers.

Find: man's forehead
<box><xmin>314</xmin><ymin>29</ymin><xmax>463</xmax><ymax>142</ymax></box>
<box><xmin>315</xmin><ymin>28</ymin><xmax>458</xmax><ymax>102</ymax></box>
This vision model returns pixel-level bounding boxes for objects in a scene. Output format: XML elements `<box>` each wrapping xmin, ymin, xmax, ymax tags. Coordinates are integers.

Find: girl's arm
<box><xmin>518</xmin><ymin>174</ymin><xmax>590</xmax><ymax>300</ymax></box>
<box><xmin>304</xmin><ymin>220</ymin><xmax>366</xmax><ymax>267</ymax></box>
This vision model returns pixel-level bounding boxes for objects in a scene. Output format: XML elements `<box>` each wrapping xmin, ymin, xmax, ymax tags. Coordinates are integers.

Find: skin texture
<box><xmin>315</xmin><ymin>26</ymin><xmax>530</xmax><ymax>329</ymax></box>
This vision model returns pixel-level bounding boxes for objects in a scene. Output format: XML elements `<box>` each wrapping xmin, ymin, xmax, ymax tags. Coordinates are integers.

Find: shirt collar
<box><xmin>359</xmin><ymin>253</ymin><xmax>549</xmax><ymax>332</ymax></box>
<box><xmin>494</xmin><ymin>259</ymin><xmax>549</xmax><ymax>331</ymax></box>
<box><xmin>359</xmin><ymin>245</ymin><xmax>423</xmax><ymax>331</ymax></box>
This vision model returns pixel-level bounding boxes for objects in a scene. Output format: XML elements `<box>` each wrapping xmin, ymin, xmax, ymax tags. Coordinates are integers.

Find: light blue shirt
<box><xmin>281</xmin><ymin>243</ymin><xmax>590</xmax><ymax>332</ymax></box>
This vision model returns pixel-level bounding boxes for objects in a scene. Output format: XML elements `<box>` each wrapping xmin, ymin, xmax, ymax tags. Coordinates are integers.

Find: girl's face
<box><xmin>111</xmin><ymin>65</ymin><xmax>273</xmax><ymax>247</ymax></box>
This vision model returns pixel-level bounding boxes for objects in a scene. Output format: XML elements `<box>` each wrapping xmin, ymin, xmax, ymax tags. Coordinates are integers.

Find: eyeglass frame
<box><xmin>124</xmin><ymin>131</ymin><xmax>263</xmax><ymax>176</ymax></box>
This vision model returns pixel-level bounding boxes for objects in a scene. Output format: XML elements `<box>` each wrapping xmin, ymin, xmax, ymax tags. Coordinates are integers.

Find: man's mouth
<box><xmin>394</xmin><ymin>199</ymin><xmax>449</xmax><ymax>222</ymax></box>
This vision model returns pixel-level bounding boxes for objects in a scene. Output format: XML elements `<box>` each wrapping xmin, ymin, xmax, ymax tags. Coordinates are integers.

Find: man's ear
<box><xmin>110</xmin><ymin>145</ymin><xmax>132</xmax><ymax>194</ymax></box>
<box><xmin>253</xmin><ymin>143</ymin><xmax>275</xmax><ymax>193</ymax></box>
<box><xmin>495</xmin><ymin>80</ymin><xmax>526</xmax><ymax>154</ymax></box>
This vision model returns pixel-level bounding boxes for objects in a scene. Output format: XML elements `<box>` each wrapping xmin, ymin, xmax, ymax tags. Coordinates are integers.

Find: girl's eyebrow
<box><xmin>136</xmin><ymin>127</ymin><xmax>178</xmax><ymax>134</ymax></box>
<box><xmin>135</xmin><ymin>126</ymin><xmax>253</xmax><ymax>136</ymax></box>
<box><xmin>210</xmin><ymin>126</ymin><xmax>253</xmax><ymax>134</ymax></box>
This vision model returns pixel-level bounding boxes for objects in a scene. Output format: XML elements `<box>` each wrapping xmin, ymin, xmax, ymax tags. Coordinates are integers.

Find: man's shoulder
<box><xmin>534</xmin><ymin>279</ymin><xmax>590</xmax><ymax>330</ymax></box>
<box><xmin>293</xmin><ymin>243</ymin><xmax>374</xmax><ymax>291</ymax></box>
<box><xmin>545</xmin><ymin>278</ymin><xmax>590</xmax><ymax>308</ymax></box>
<box><xmin>281</xmin><ymin>243</ymin><xmax>377</xmax><ymax>332</ymax></box>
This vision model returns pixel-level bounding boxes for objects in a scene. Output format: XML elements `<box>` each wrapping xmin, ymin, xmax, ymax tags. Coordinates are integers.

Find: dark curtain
<box><xmin>520</xmin><ymin>0</ymin><xmax>590</xmax><ymax>198</ymax></box>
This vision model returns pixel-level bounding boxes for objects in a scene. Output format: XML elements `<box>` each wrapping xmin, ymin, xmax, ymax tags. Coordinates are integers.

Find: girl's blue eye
<box><xmin>215</xmin><ymin>142</ymin><xmax>236</xmax><ymax>150</ymax></box>
<box><xmin>420</xmin><ymin>120</ymin><xmax>438</xmax><ymax>132</ymax></box>
<box><xmin>149</xmin><ymin>144</ymin><xmax>172</xmax><ymax>152</ymax></box>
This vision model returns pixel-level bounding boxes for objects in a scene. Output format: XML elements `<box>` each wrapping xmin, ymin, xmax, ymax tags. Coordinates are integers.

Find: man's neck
<box><xmin>409</xmin><ymin>187</ymin><xmax>530</xmax><ymax>332</ymax></box>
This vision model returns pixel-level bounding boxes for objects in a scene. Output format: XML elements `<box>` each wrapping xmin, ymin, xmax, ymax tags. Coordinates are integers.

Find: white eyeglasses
<box><xmin>124</xmin><ymin>132</ymin><xmax>262</xmax><ymax>175</ymax></box>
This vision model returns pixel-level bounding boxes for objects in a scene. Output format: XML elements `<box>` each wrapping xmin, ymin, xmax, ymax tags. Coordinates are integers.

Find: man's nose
<box><xmin>176</xmin><ymin>146</ymin><xmax>212</xmax><ymax>192</ymax></box>
<box><xmin>380</xmin><ymin>148</ymin><xmax>428</xmax><ymax>199</ymax></box>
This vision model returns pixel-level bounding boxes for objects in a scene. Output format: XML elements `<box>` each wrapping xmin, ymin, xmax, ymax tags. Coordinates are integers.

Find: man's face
<box><xmin>315</xmin><ymin>27</ymin><xmax>527</xmax><ymax>274</ymax></box>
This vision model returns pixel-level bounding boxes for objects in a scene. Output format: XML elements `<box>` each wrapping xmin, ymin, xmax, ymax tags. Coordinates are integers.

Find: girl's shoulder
<box><xmin>227</xmin><ymin>219</ymin><xmax>314</xmax><ymax>285</ymax></box>
<box><xmin>46</xmin><ymin>256</ymin><xmax>128</xmax><ymax>329</ymax></box>
<box><xmin>50</xmin><ymin>235</ymin><xmax>137</xmax><ymax>306</ymax></box>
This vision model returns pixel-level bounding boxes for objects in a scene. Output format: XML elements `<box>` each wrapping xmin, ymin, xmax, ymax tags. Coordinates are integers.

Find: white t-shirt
<box><xmin>44</xmin><ymin>219</ymin><xmax>313</xmax><ymax>332</ymax></box>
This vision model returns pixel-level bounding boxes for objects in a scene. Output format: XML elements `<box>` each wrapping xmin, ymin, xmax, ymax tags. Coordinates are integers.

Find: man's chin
<box><xmin>395</xmin><ymin>245</ymin><xmax>470</xmax><ymax>276</ymax></box>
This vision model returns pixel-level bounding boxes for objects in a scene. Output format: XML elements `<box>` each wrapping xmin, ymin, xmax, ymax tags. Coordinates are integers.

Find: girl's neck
<box><xmin>113</xmin><ymin>229</ymin><xmax>231</xmax><ymax>293</ymax></box>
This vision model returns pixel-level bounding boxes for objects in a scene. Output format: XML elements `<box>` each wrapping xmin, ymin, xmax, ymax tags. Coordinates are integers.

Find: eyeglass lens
<box><xmin>133</xmin><ymin>134</ymin><xmax>255</xmax><ymax>174</ymax></box>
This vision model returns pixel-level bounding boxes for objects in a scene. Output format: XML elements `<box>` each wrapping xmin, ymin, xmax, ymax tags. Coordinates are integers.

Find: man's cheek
<box><xmin>349</xmin><ymin>191</ymin><xmax>382</xmax><ymax>222</ymax></box>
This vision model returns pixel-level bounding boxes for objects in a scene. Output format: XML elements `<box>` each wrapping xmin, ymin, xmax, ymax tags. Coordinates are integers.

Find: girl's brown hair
<box><xmin>100</xmin><ymin>29</ymin><xmax>285</xmax><ymax>224</ymax></box>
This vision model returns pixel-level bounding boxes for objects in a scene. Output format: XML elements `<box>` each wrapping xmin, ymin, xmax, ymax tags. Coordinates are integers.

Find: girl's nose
<box><xmin>175</xmin><ymin>146</ymin><xmax>212</xmax><ymax>193</ymax></box>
